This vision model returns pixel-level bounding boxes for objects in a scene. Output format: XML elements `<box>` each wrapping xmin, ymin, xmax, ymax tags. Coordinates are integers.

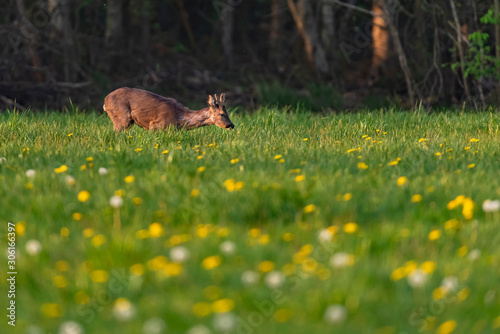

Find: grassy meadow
<box><xmin>1</xmin><ymin>108</ymin><xmax>500</xmax><ymax>334</ymax></box>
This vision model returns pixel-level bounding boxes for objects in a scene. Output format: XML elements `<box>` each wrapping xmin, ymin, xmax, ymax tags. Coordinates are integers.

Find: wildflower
<box><xmin>25</xmin><ymin>169</ymin><xmax>35</xmax><ymax>177</ymax></box>
<box><xmin>343</xmin><ymin>222</ymin><xmax>358</xmax><ymax>233</ymax></box>
<box><xmin>90</xmin><ymin>270</ymin><xmax>109</xmax><ymax>283</ymax></box>
<box><xmin>213</xmin><ymin>313</ymin><xmax>236</xmax><ymax>332</ymax></box>
<box><xmin>91</xmin><ymin>235</ymin><xmax>106</xmax><ymax>247</ymax></box>
<box><xmin>220</xmin><ymin>240</ymin><xmax>236</xmax><ymax>255</ymax></box>
<box><xmin>132</xmin><ymin>197</ymin><xmax>142</xmax><ymax>205</ymax></box>
<box><xmin>80</xmin><ymin>165</ymin><xmax>87</xmax><ymax>170</ymax></box>
<box><xmin>436</xmin><ymin>320</ymin><xmax>457</xmax><ymax>334</ymax></box>
<box><xmin>303</xmin><ymin>204</ymin><xmax>316</xmax><ymax>213</ymax></box>
<box><xmin>274</xmin><ymin>155</ymin><xmax>282</xmax><ymax>160</ymax></box>
<box><xmin>390</xmin><ymin>267</ymin><xmax>406</xmax><ymax>281</ymax></box>
<box><xmin>411</xmin><ymin>194</ymin><xmax>422</xmax><ymax>203</ymax></box>
<box><xmin>241</xmin><ymin>270</ymin><xmax>260</xmax><ymax>286</ymax></box>
<box><xmin>124</xmin><ymin>175</ymin><xmax>134</xmax><ymax>183</ymax></box>
<box><xmin>212</xmin><ymin>299</ymin><xmax>235</xmax><ymax>313</ymax></box>
<box><xmin>324</xmin><ymin>305</ymin><xmax>347</xmax><ymax>325</ymax></box>
<box><xmin>223</xmin><ymin>179</ymin><xmax>244</xmax><ymax>192</ymax></box>
<box><xmin>464</xmin><ymin>146</ymin><xmax>470</xmax><ymax>150</ymax></box>
<box><xmin>265</xmin><ymin>271</ymin><xmax>285</xmax><ymax>289</ymax></box>
<box><xmin>83</xmin><ymin>228</ymin><xmax>94</xmax><ymax>238</ymax></box>
<box><xmin>457</xmin><ymin>246</ymin><xmax>468</xmax><ymax>257</ymax></box>
<box><xmin>25</xmin><ymin>240</ymin><xmax>42</xmax><ymax>255</ymax></box>
<box><xmin>77</xmin><ymin>191</ymin><xmax>90</xmax><ymax>202</ymax></box>
<box><xmin>418</xmin><ymin>138</ymin><xmax>427</xmax><ymax>142</ymax></box>
<box><xmin>230</xmin><ymin>158</ymin><xmax>239</xmax><ymax>164</ymax></box>
<box><xmin>65</xmin><ymin>175</ymin><xmax>75</xmax><ymax>185</ymax></box>
<box><xmin>444</xmin><ymin>219</ymin><xmax>460</xmax><ymax>230</ymax></box>
<box><xmin>191</xmin><ymin>189</ymin><xmax>200</xmax><ymax>197</ymax></box>
<box><xmin>388</xmin><ymin>160</ymin><xmax>399</xmax><ymax>166</ymax></box>
<box><xmin>435</xmin><ymin>152</ymin><xmax>442</xmax><ymax>156</ymax></box>
<box><xmin>318</xmin><ymin>229</ymin><xmax>334</xmax><ymax>243</ymax></box>
<box><xmin>259</xmin><ymin>261</ymin><xmax>275</xmax><ymax>272</ymax></box>
<box><xmin>55</xmin><ymin>165</ymin><xmax>68</xmax><ymax>173</ymax></box>
<box><xmin>407</xmin><ymin>269</ymin><xmax>427</xmax><ymax>288</ymax></box>
<box><xmin>397</xmin><ymin>177</ymin><xmax>407</xmax><ymax>186</ymax></box>
<box><xmin>53</xmin><ymin>275</ymin><xmax>68</xmax><ymax>288</ymax></box>
<box><xmin>130</xmin><ymin>264</ymin><xmax>145</xmax><ymax>276</ymax></box>
<box><xmin>358</xmin><ymin>162</ymin><xmax>368</xmax><ymax>170</ymax></box>
<box><xmin>67</xmin><ymin>133</ymin><xmax>73</xmax><ymax>138</ymax></box>
<box><xmin>468</xmin><ymin>249</ymin><xmax>481</xmax><ymax>261</ymax></box>
<box><xmin>149</xmin><ymin>223</ymin><xmax>163</xmax><ymax>237</ymax></box>
<box><xmin>202</xmin><ymin>255</ymin><xmax>221</xmax><ymax>270</ymax></box>
<box><xmin>441</xmin><ymin>276</ymin><xmax>458</xmax><ymax>292</ymax></box>
<box><xmin>330</xmin><ymin>252</ymin><xmax>355</xmax><ymax>268</ymax></box>
<box><xmin>282</xmin><ymin>232</ymin><xmax>294</xmax><ymax>241</ymax></box>
<box><xmin>343</xmin><ymin>193</ymin><xmax>352</xmax><ymax>201</ymax></box>
<box><xmin>135</xmin><ymin>148</ymin><xmax>142</xmax><ymax>152</ymax></box>
<box><xmin>462</xmin><ymin>197</ymin><xmax>474</xmax><ymax>219</ymax></box>
<box><xmin>170</xmin><ymin>246</ymin><xmax>190</xmax><ymax>263</ymax></box>
<box><xmin>98</xmin><ymin>167</ymin><xmax>108</xmax><ymax>175</ymax></box>
<box><xmin>295</xmin><ymin>175</ymin><xmax>305</xmax><ymax>182</ymax></box>
<box><xmin>420</xmin><ymin>261</ymin><xmax>436</xmax><ymax>274</ymax></box>
<box><xmin>162</xmin><ymin>150</ymin><xmax>169</xmax><ymax>154</ymax></box>
<box><xmin>482</xmin><ymin>199</ymin><xmax>500</xmax><ymax>212</ymax></box>
<box><xmin>428</xmin><ymin>230</ymin><xmax>441</xmax><ymax>241</ymax></box>
<box><xmin>142</xmin><ymin>318</ymin><xmax>167</xmax><ymax>334</ymax></box>
<box><xmin>467</xmin><ymin>163</ymin><xmax>475</xmax><ymax>169</ymax></box>
<box><xmin>109</xmin><ymin>195</ymin><xmax>123</xmax><ymax>208</ymax></box>
<box><xmin>113</xmin><ymin>298</ymin><xmax>136</xmax><ymax>321</ymax></box>
<box><xmin>15</xmin><ymin>222</ymin><xmax>25</xmax><ymax>236</ymax></box>
<box><xmin>470</xmin><ymin>138</ymin><xmax>479</xmax><ymax>142</ymax></box>
<box><xmin>72</xmin><ymin>212</ymin><xmax>82</xmax><ymax>221</ymax></box>
<box><xmin>58</xmin><ymin>321</ymin><xmax>83</xmax><ymax>334</ymax></box>
<box><xmin>197</xmin><ymin>166</ymin><xmax>206</xmax><ymax>172</ymax></box>
<box><xmin>60</xmin><ymin>227</ymin><xmax>69</xmax><ymax>237</ymax></box>
<box><xmin>41</xmin><ymin>303</ymin><xmax>62</xmax><ymax>318</ymax></box>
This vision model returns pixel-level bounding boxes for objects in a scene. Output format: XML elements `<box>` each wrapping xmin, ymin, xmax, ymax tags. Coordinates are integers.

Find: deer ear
<box><xmin>208</xmin><ymin>95</ymin><xmax>216</xmax><ymax>107</ymax></box>
<box><xmin>220</xmin><ymin>93</ymin><xmax>225</xmax><ymax>103</ymax></box>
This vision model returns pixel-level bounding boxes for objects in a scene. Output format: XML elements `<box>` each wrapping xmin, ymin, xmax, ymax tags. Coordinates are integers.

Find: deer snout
<box><xmin>226</xmin><ymin>123</ymin><xmax>235</xmax><ymax>129</ymax></box>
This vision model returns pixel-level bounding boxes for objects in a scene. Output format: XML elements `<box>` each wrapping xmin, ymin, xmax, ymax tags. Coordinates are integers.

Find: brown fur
<box><xmin>103</xmin><ymin>87</ymin><xmax>234</xmax><ymax>132</ymax></box>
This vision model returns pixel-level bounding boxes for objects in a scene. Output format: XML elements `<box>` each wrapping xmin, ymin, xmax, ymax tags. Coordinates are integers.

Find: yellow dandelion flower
<box><xmin>457</xmin><ymin>246</ymin><xmax>468</xmax><ymax>257</ymax></box>
<box><xmin>436</xmin><ymin>320</ymin><xmax>457</xmax><ymax>334</ymax></box>
<box><xmin>197</xmin><ymin>166</ymin><xmax>206</xmax><ymax>172</ymax></box>
<box><xmin>67</xmin><ymin>133</ymin><xmax>73</xmax><ymax>137</ymax></box>
<box><xmin>217</xmin><ymin>227</ymin><xmax>229</xmax><ymax>237</ymax></box>
<box><xmin>16</xmin><ymin>221</ymin><xmax>26</xmax><ymax>236</ymax></box>
<box><xmin>282</xmin><ymin>264</ymin><xmax>295</xmax><ymax>276</ymax></box>
<box><xmin>54</xmin><ymin>165</ymin><xmax>68</xmax><ymax>173</ymax></box>
<box><xmin>135</xmin><ymin>148</ymin><xmax>142</xmax><ymax>152</ymax></box>
<box><xmin>162</xmin><ymin>150</ymin><xmax>169</xmax><ymax>154</ymax></box>
<box><xmin>435</xmin><ymin>152</ymin><xmax>442</xmax><ymax>156</ymax></box>
<box><xmin>55</xmin><ymin>260</ymin><xmax>69</xmax><ymax>271</ymax></box>
<box><xmin>191</xmin><ymin>189</ymin><xmax>200</xmax><ymax>197</ymax></box>
<box><xmin>77</xmin><ymin>190</ymin><xmax>90</xmax><ymax>202</ymax></box>
<box><xmin>388</xmin><ymin>160</ymin><xmax>399</xmax><ymax>166</ymax></box>
<box><xmin>282</xmin><ymin>232</ymin><xmax>293</xmax><ymax>242</ymax></box>
<box><xmin>60</xmin><ymin>227</ymin><xmax>70</xmax><ymax>237</ymax></box>
<box><xmin>470</xmin><ymin>138</ymin><xmax>479</xmax><ymax>142</ymax></box>
<box><xmin>428</xmin><ymin>230</ymin><xmax>441</xmax><ymax>241</ymax></box>
<box><xmin>274</xmin><ymin>309</ymin><xmax>293</xmax><ymax>323</ymax></box>
<box><xmin>135</xmin><ymin>229</ymin><xmax>149</xmax><ymax>239</ymax></box>
<box><xmin>115</xmin><ymin>189</ymin><xmax>125</xmax><ymax>197</ymax></box>
<box><xmin>80</xmin><ymin>165</ymin><xmax>87</xmax><ymax>170</ymax></box>
<box><xmin>41</xmin><ymin>303</ymin><xmax>62</xmax><ymax>318</ymax></box>
<box><xmin>343</xmin><ymin>222</ymin><xmax>358</xmax><ymax>234</ymax></box>
<box><xmin>418</xmin><ymin>138</ymin><xmax>427</xmax><ymax>142</ymax></box>
<box><xmin>162</xmin><ymin>263</ymin><xmax>182</xmax><ymax>277</ymax></box>
<box><xmin>303</xmin><ymin>138</ymin><xmax>308</xmax><ymax>141</ymax></box>
<box><xmin>259</xmin><ymin>260</ymin><xmax>275</xmax><ymax>272</ymax></box>
<box><xmin>397</xmin><ymin>177</ymin><xmax>408</xmax><ymax>186</ymax></box>
<box><xmin>492</xmin><ymin>316</ymin><xmax>500</xmax><ymax>329</ymax></box>
<box><xmin>304</xmin><ymin>204</ymin><xmax>316</xmax><ymax>213</ymax></box>
<box><xmin>90</xmin><ymin>270</ymin><xmax>109</xmax><ymax>283</ymax></box>
<box><xmin>462</xmin><ymin>198</ymin><xmax>474</xmax><ymax>220</ymax></box>
<box><xmin>248</xmin><ymin>228</ymin><xmax>261</xmax><ymax>238</ymax></box>
<box><xmin>468</xmin><ymin>163</ymin><xmax>475</xmax><ymax>169</ymax></box>
<box><xmin>132</xmin><ymin>197</ymin><xmax>143</xmax><ymax>205</ymax></box>
<box><xmin>411</xmin><ymin>194</ymin><xmax>423</xmax><ymax>203</ymax></box>
<box><xmin>130</xmin><ymin>263</ymin><xmax>145</xmax><ymax>276</ymax></box>
<box><xmin>202</xmin><ymin>255</ymin><xmax>221</xmax><ymax>270</ymax></box>
<box><xmin>274</xmin><ymin>155</ymin><xmax>282</xmax><ymax>160</ymax></box>
<box><xmin>457</xmin><ymin>288</ymin><xmax>470</xmax><ymax>301</ymax></box>
<box><xmin>258</xmin><ymin>234</ymin><xmax>270</xmax><ymax>244</ymax></box>
<box><xmin>83</xmin><ymin>228</ymin><xmax>94</xmax><ymax>238</ymax></box>
<box><xmin>231</xmin><ymin>158</ymin><xmax>239</xmax><ymax>164</ymax></box>
<box><xmin>193</xmin><ymin>302</ymin><xmax>212</xmax><ymax>317</ymax></box>
<box><xmin>91</xmin><ymin>234</ymin><xmax>106</xmax><ymax>247</ymax></box>
<box><xmin>149</xmin><ymin>222</ymin><xmax>163</xmax><ymax>238</ymax></box>
<box><xmin>432</xmin><ymin>286</ymin><xmax>447</xmax><ymax>300</ymax></box>
<box><xmin>404</xmin><ymin>261</ymin><xmax>418</xmax><ymax>275</ymax></box>
<box><xmin>444</xmin><ymin>219</ymin><xmax>460</xmax><ymax>230</ymax></box>
<box><xmin>124</xmin><ymin>175</ymin><xmax>134</xmax><ymax>183</ymax></box>
<box><xmin>358</xmin><ymin>162</ymin><xmax>368</xmax><ymax>170</ymax></box>
<box><xmin>212</xmin><ymin>299</ymin><xmax>235</xmax><ymax>313</ymax></box>
<box><xmin>295</xmin><ymin>175</ymin><xmax>305</xmax><ymax>182</ymax></box>
<box><xmin>72</xmin><ymin>212</ymin><xmax>82</xmax><ymax>221</ymax></box>
<box><xmin>420</xmin><ymin>261</ymin><xmax>436</xmax><ymax>274</ymax></box>
<box><xmin>343</xmin><ymin>193</ymin><xmax>352</xmax><ymax>201</ymax></box>
<box><xmin>197</xmin><ymin>225</ymin><xmax>209</xmax><ymax>238</ymax></box>
<box><xmin>390</xmin><ymin>267</ymin><xmax>406</xmax><ymax>281</ymax></box>
<box><xmin>53</xmin><ymin>275</ymin><xmax>68</xmax><ymax>288</ymax></box>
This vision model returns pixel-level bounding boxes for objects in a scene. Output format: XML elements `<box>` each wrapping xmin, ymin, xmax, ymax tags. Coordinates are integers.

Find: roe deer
<box><xmin>103</xmin><ymin>87</ymin><xmax>234</xmax><ymax>131</ymax></box>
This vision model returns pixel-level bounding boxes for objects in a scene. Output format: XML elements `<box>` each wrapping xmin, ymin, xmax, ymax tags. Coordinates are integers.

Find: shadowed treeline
<box><xmin>1</xmin><ymin>0</ymin><xmax>499</xmax><ymax>111</ymax></box>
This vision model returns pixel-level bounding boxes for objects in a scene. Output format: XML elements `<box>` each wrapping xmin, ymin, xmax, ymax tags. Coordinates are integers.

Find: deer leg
<box><xmin>148</xmin><ymin>120</ymin><xmax>167</xmax><ymax>131</ymax></box>
<box><xmin>104</xmin><ymin>103</ymin><xmax>133</xmax><ymax>132</ymax></box>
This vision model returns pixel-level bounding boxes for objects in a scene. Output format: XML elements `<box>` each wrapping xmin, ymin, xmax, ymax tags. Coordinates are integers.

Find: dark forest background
<box><xmin>1</xmin><ymin>0</ymin><xmax>499</xmax><ymax>111</ymax></box>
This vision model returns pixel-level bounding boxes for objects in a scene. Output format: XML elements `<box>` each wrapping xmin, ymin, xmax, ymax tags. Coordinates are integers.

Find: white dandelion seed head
<box><xmin>213</xmin><ymin>312</ymin><xmax>236</xmax><ymax>332</ymax></box>
<box><xmin>25</xmin><ymin>240</ymin><xmax>42</xmax><ymax>256</ymax></box>
<box><xmin>169</xmin><ymin>246</ymin><xmax>190</xmax><ymax>263</ymax></box>
<box><xmin>264</xmin><ymin>271</ymin><xmax>285</xmax><ymax>289</ymax></box>
<box><xmin>98</xmin><ymin>167</ymin><xmax>108</xmax><ymax>175</ymax></box>
<box><xmin>58</xmin><ymin>321</ymin><xmax>84</xmax><ymax>334</ymax></box>
<box><xmin>407</xmin><ymin>269</ymin><xmax>427</xmax><ymax>288</ymax></box>
<box><xmin>329</xmin><ymin>252</ymin><xmax>352</xmax><ymax>268</ymax></box>
<box><xmin>142</xmin><ymin>317</ymin><xmax>167</xmax><ymax>334</ymax></box>
<box><xmin>113</xmin><ymin>299</ymin><xmax>136</xmax><ymax>321</ymax></box>
<box><xmin>65</xmin><ymin>175</ymin><xmax>75</xmax><ymax>185</ymax></box>
<box><xmin>186</xmin><ymin>325</ymin><xmax>212</xmax><ymax>334</ymax></box>
<box><xmin>241</xmin><ymin>270</ymin><xmax>260</xmax><ymax>286</ymax></box>
<box><xmin>26</xmin><ymin>169</ymin><xmax>36</xmax><ymax>178</ymax></box>
<box><xmin>482</xmin><ymin>199</ymin><xmax>500</xmax><ymax>213</ymax></box>
<box><xmin>468</xmin><ymin>249</ymin><xmax>481</xmax><ymax>261</ymax></box>
<box><xmin>109</xmin><ymin>195</ymin><xmax>123</xmax><ymax>208</ymax></box>
<box><xmin>318</xmin><ymin>229</ymin><xmax>334</xmax><ymax>243</ymax></box>
<box><xmin>324</xmin><ymin>304</ymin><xmax>347</xmax><ymax>325</ymax></box>
<box><xmin>441</xmin><ymin>276</ymin><xmax>458</xmax><ymax>292</ymax></box>
<box><xmin>219</xmin><ymin>240</ymin><xmax>236</xmax><ymax>255</ymax></box>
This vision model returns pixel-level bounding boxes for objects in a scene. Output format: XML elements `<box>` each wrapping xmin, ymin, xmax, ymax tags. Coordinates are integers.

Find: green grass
<box><xmin>1</xmin><ymin>108</ymin><xmax>500</xmax><ymax>334</ymax></box>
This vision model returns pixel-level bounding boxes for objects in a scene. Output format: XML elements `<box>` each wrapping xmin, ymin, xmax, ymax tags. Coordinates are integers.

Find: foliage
<box><xmin>1</xmin><ymin>109</ymin><xmax>500</xmax><ymax>333</ymax></box>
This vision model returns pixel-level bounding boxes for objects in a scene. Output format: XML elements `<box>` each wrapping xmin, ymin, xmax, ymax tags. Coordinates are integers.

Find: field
<box><xmin>1</xmin><ymin>108</ymin><xmax>500</xmax><ymax>334</ymax></box>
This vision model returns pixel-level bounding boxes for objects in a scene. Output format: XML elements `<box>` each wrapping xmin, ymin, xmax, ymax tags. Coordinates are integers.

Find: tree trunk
<box><xmin>287</xmin><ymin>0</ymin><xmax>328</xmax><ymax>74</ymax></box>
<box><xmin>380</xmin><ymin>0</ymin><xmax>415</xmax><ymax>106</ymax></box>
<box><xmin>449</xmin><ymin>0</ymin><xmax>471</xmax><ymax>103</ymax></box>
<box><xmin>220</xmin><ymin>1</ymin><xmax>234</xmax><ymax>68</ymax></box>
<box><xmin>369</xmin><ymin>0</ymin><xmax>388</xmax><ymax>86</ymax></box>
<box><xmin>105</xmin><ymin>0</ymin><xmax>123</xmax><ymax>50</ymax></box>
<box><xmin>321</xmin><ymin>3</ymin><xmax>335</xmax><ymax>54</ymax></box>
<box><xmin>270</xmin><ymin>0</ymin><xmax>282</xmax><ymax>66</ymax></box>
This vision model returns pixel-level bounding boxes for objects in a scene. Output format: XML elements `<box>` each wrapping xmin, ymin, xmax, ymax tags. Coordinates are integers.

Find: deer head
<box><xmin>207</xmin><ymin>93</ymin><xmax>234</xmax><ymax>129</ymax></box>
